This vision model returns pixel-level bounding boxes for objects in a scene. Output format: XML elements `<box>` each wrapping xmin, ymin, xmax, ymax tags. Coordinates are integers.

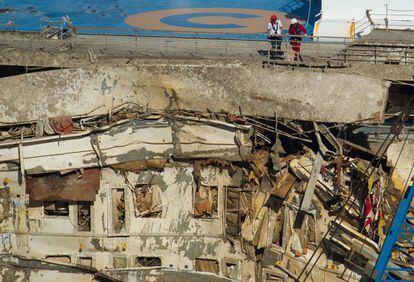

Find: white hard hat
<box><xmin>291</xmin><ymin>18</ymin><xmax>298</xmax><ymax>24</ymax></box>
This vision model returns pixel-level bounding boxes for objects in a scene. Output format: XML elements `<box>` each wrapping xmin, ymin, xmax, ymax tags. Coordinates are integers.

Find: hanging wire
<box><xmin>342</xmin><ymin>126</ymin><xmax>412</xmax><ymax>281</ymax></box>
<box><xmin>368</xmin><ymin>161</ymin><xmax>414</xmax><ymax>280</ymax></box>
<box><xmin>388</xmin><ymin>8</ymin><xmax>414</xmax><ymax>12</ymax></box>
<box><xmin>305</xmin><ymin>0</ymin><xmax>312</xmax><ymax>31</ymax></box>
<box><xmin>298</xmin><ymin>84</ymin><xmax>414</xmax><ymax>281</ymax></box>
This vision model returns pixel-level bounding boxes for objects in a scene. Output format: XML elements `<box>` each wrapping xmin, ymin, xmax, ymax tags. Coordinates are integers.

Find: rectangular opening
<box><xmin>136</xmin><ymin>257</ymin><xmax>162</xmax><ymax>267</ymax></box>
<box><xmin>194</xmin><ymin>185</ymin><xmax>218</xmax><ymax>218</ymax></box>
<box><xmin>224</xmin><ymin>262</ymin><xmax>239</xmax><ymax>280</ymax></box>
<box><xmin>112</xmin><ymin>188</ymin><xmax>125</xmax><ymax>234</ymax></box>
<box><xmin>264</xmin><ymin>270</ymin><xmax>286</xmax><ymax>282</ymax></box>
<box><xmin>79</xmin><ymin>257</ymin><xmax>92</xmax><ymax>267</ymax></box>
<box><xmin>272</xmin><ymin>207</ymin><xmax>285</xmax><ymax>247</ymax></box>
<box><xmin>387</xmin><ymin>83</ymin><xmax>412</xmax><ymax>114</ymax></box>
<box><xmin>133</xmin><ymin>184</ymin><xmax>162</xmax><ymax>218</ymax></box>
<box><xmin>77</xmin><ymin>202</ymin><xmax>92</xmax><ymax>231</ymax></box>
<box><xmin>45</xmin><ymin>255</ymin><xmax>71</xmax><ymax>264</ymax></box>
<box><xmin>226</xmin><ymin>187</ymin><xmax>252</xmax><ymax>238</ymax></box>
<box><xmin>113</xmin><ymin>256</ymin><xmax>127</xmax><ymax>269</ymax></box>
<box><xmin>226</xmin><ymin>187</ymin><xmax>241</xmax><ymax>238</ymax></box>
<box><xmin>0</xmin><ymin>187</ymin><xmax>10</xmax><ymax>222</ymax></box>
<box><xmin>195</xmin><ymin>258</ymin><xmax>219</xmax><ymax>274</ymax></box>
<box><xmin>43</xmin><ymin>201</ymin><xmax>69</xmax><ymax>216</ymax></box>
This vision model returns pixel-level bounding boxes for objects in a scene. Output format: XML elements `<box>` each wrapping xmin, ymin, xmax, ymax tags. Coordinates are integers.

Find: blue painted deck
<box><xmin>0</xmin><ymin>0</ymin><xmax>321</xmax><ymax>39</ymax></box>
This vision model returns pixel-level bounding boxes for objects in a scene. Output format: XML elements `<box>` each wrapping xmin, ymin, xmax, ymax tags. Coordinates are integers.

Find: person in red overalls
<box><xmin>288</xmin><ymin>18</ymin><xmax>307</xmax><ymax>61</ymax></box>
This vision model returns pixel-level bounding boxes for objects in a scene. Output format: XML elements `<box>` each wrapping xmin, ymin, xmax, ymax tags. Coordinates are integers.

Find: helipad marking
<box><xmin>125</xmin><ymin>8</ymin><xmax>293</xmax><ymax>33</ymax></box>
<box><xmin>160</xmin><ymin>12</ymin><xmax>260</xmax><ymax>29</ymax></box>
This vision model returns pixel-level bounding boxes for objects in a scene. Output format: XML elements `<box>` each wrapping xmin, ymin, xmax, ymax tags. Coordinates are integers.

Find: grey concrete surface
<box><xmin>358</xmin><ymin>28</ymin><xmax>414</xmax><ymax>45</ymax></box>
<box><xmin>0</xmin><ymin>63</ymin><xmax>389</xmax><ymax>123</ymax></box>
<box><xmin>0</xmin><ymin>31</ymin><xmax>345</xmax><ymax>65</ymax></box>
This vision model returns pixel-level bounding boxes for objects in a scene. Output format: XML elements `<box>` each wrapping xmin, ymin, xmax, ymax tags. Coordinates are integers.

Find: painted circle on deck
<box><xmin>125</xmin><ymin>8</ymin><xmax>293</xmax><ymax>33</ymax></box>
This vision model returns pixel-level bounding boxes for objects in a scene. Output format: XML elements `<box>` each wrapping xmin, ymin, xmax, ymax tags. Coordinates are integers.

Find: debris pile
<box><xmin>0</xmin><ymin>102</ymin><xmax>409</xmax><ymax>281</ymax></box>
<box><xmin>217</xmin><ymin>115</ymin><xmax>406</xmax><ymax>280</ymax></box>
<box><xmin>40</xmin><ymin>16</ymin><xmax>76</xmax><ymax>40</ymax></box>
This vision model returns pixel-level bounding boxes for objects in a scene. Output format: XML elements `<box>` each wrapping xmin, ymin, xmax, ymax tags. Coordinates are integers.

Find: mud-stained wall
<box><xmin>0</xmin><ymin>118</ymin><xmax>251</xmax><ymax>174</ymax></box>
<box><xmin>0</xmin><ymin>165</ymin><xmax>251</xmax><ymax>280</ymax></box>
<box><xmin>387</xmin><ymin>142</ymin><xmax>414</xmax><ymax>192</ymax></box>
<box><xmin>0</xmin><ymin>63</ymin><xmax>389</xmax><ymax>123</ymax></box>
<box><xmin>1</xmin><ymin>268</ymin><xmax>94</xmax><ymax>282</ymax></box>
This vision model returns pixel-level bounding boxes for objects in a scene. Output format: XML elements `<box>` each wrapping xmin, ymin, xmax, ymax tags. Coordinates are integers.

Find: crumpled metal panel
<box><xmin>26</xmin><ymin>168</ymin><xmax>100</xmax><ymax>201</ymax></box>
<box><xmin>0</xmin><ymin>118</ymin><xmax>252</xmax><ymax>174</ymax></box>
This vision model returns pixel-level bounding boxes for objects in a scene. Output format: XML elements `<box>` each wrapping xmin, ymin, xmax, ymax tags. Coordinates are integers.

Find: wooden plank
<box><xmin>299</xmin><ymin>152</ymin><xmax>323</xmax><ymax>212</ymax></box>
<box><xmin>271</xmin><ymin>172</ymin><xmax>296</xmax><ymax>199</ymax></box>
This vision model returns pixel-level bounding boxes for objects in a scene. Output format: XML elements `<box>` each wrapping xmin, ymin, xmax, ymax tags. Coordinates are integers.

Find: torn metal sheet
<box><xmin>262</xmin><ymin>246</ymin><xmax>283</xmax><ymax>267</ymax></box>
<box><xmin>0</xmin><ymin>64</ymin><xmax>389</xmax><ymax>123</ymax></box>
<box><xmin>111</xmin><ymin>159</ymin><xmax>167</xmax><ymax>172</ymax></box>
<box><xmin>48</xmin><ymin>116</ymin><xmax>74</xmax><ymax>135</ymax></box>
<box><xmin>26</xmin><ymin>168</ymin><xmax>100</xmax><ymax>201</ymax></box>
<box><xmin>331</xmin><ymin>220</ymin><xmax>379</xmax><ymax>253</ymax></box>
<box><xmin>339</xmin><ymin>138</ymin><xmax>381</xmax><ymax>157</ymax></box>
<box><xmin>299</xmin><ymin>152</ymin><xmax>323</xmax><ymax>212</ymax></box>
<box><xmin>0</xmin><ymin>118</ymin><xmax>252</xmax><ymax>174</ymax></box>
<box><xmin>290</xmin><ymin>152</ymin><xmax>334</xmax><ymax>196</ymax></box>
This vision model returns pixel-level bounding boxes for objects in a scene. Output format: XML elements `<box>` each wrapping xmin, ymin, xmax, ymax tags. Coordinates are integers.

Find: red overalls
<box><xmin>288</xmin><ymin>23</ymin><xmax>307</xmax><ymax>61</ymax></box>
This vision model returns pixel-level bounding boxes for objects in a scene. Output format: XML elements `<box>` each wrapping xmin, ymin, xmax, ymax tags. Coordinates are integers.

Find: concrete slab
<box><xmin>359</xmin><ymin>29</ymin><xmax>414</xmax><ymax>46</ymax></box>
<box><xmin>0</xmin><ymin>62</ymin><xmax>389</xmax><ymax>123</ymax></box>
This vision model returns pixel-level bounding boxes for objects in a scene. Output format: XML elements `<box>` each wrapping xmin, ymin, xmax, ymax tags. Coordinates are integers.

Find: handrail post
<box><xmin>195</xmin><ymin>32</ymin><xmax>198</xmax><ymax>54</ymax></box>
<box><xmin>344</xmin><ymin>48</ymin><xmax>347</xmax><ymax>64</ymax></box>
<box><xmin>405</xmin><ymin>47</ymin><xmax>408</xmax><ymax>66</ymax></box>
<box><xmin>226</xmin><ymin>37</ymin><xmax>228</xmax><ymax>57</ymax></box>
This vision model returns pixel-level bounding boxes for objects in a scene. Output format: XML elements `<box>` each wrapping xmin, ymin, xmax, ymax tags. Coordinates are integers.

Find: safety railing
<box><xmin>332</xmin><ymin>45</ymin><xmax>414</xmax><ymax>65</ymax></box>
<box><xmin>0</xmin><ymin>26</ymin><xmax>355</xmax><ymax>61</ymax></box>
<box><xmin>0</xmin><ymin>20</ymin><xmax>350</xmax><ymax>42</ymax></box>
<box><xmin>352</xmin><ymin>7</ymin><xmax>414</xmax><ymax>39</ymax></box>
<box><xmin>367</xmin><ymin>6</ymin><xmax>414</xmax><ymax>30</ymax></box>
<box><xmin>0</xmin><ymin>25</ymin><xmax>413</xmax><ymax>66</ymax></box>
<box><xmin>354</xmin><ymin>15</ymin><xmax>373</xmax><ymax>37</ymax></box>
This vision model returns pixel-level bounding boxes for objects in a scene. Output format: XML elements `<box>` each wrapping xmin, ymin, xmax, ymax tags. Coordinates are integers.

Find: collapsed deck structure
<box><xmin>0</xmin><ymin>28</ymin><xmax>412</xmax><ymax>282</ymax></box>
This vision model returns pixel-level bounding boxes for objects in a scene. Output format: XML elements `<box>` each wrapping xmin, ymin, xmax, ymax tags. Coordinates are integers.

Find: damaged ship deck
<box><xmin>0</xmin><ymin>30</ymin><xmax>412</xmax><ymax>282</ymax></box>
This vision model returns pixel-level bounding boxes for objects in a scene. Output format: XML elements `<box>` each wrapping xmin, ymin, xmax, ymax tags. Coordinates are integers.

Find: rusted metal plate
<box><xmin>111</xmin><ymin>159</ymin><xmax>167</xmax><ymax>173</ymax></box>
<box><xmin>26</xmin><ymin>168</ymin><xmax>100</xmax><ymax>201</ymax></box>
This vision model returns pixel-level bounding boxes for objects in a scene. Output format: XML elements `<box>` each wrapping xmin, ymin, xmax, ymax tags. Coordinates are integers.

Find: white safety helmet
<box><xmin>291</xmin><ymin>18</ymin><xmax>298</xmax><ymax>24</ymax></box>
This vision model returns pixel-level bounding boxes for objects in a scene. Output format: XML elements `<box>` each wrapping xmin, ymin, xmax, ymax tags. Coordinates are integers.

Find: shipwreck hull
<box><xmin>0</xmin><ymin>63</ymin><xmax>389</xmax><ymax>124</ymax></box>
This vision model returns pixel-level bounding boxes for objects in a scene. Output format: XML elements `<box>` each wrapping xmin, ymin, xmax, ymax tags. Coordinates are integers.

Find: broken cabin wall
<box><xmin>0</xmin><ymin>118</ymin><xmax>251</xmax><ymax>174</ymax></box>
<box><xmin>98</xmin><ymin>165</ymin><xmax>247</xmax><ymax>274</ymax></box>
<box><xmin>0</xmin><ymin>165</ymin><xmax>27</xmax><ymax>240</ymax></box>
<box><xmin>122</xmin><ymin>166</ymin><xmax>224</xmax><ymax>235</ymax></box>
<box><xmin>0</xmin><ymin>164</ymin><xmax>249</xmax><ymax>278</ymax></box>
<box><xmin>1</xmin><ymin>268</ymin><xmax>95</xmax><ymax>282</ymax></box>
